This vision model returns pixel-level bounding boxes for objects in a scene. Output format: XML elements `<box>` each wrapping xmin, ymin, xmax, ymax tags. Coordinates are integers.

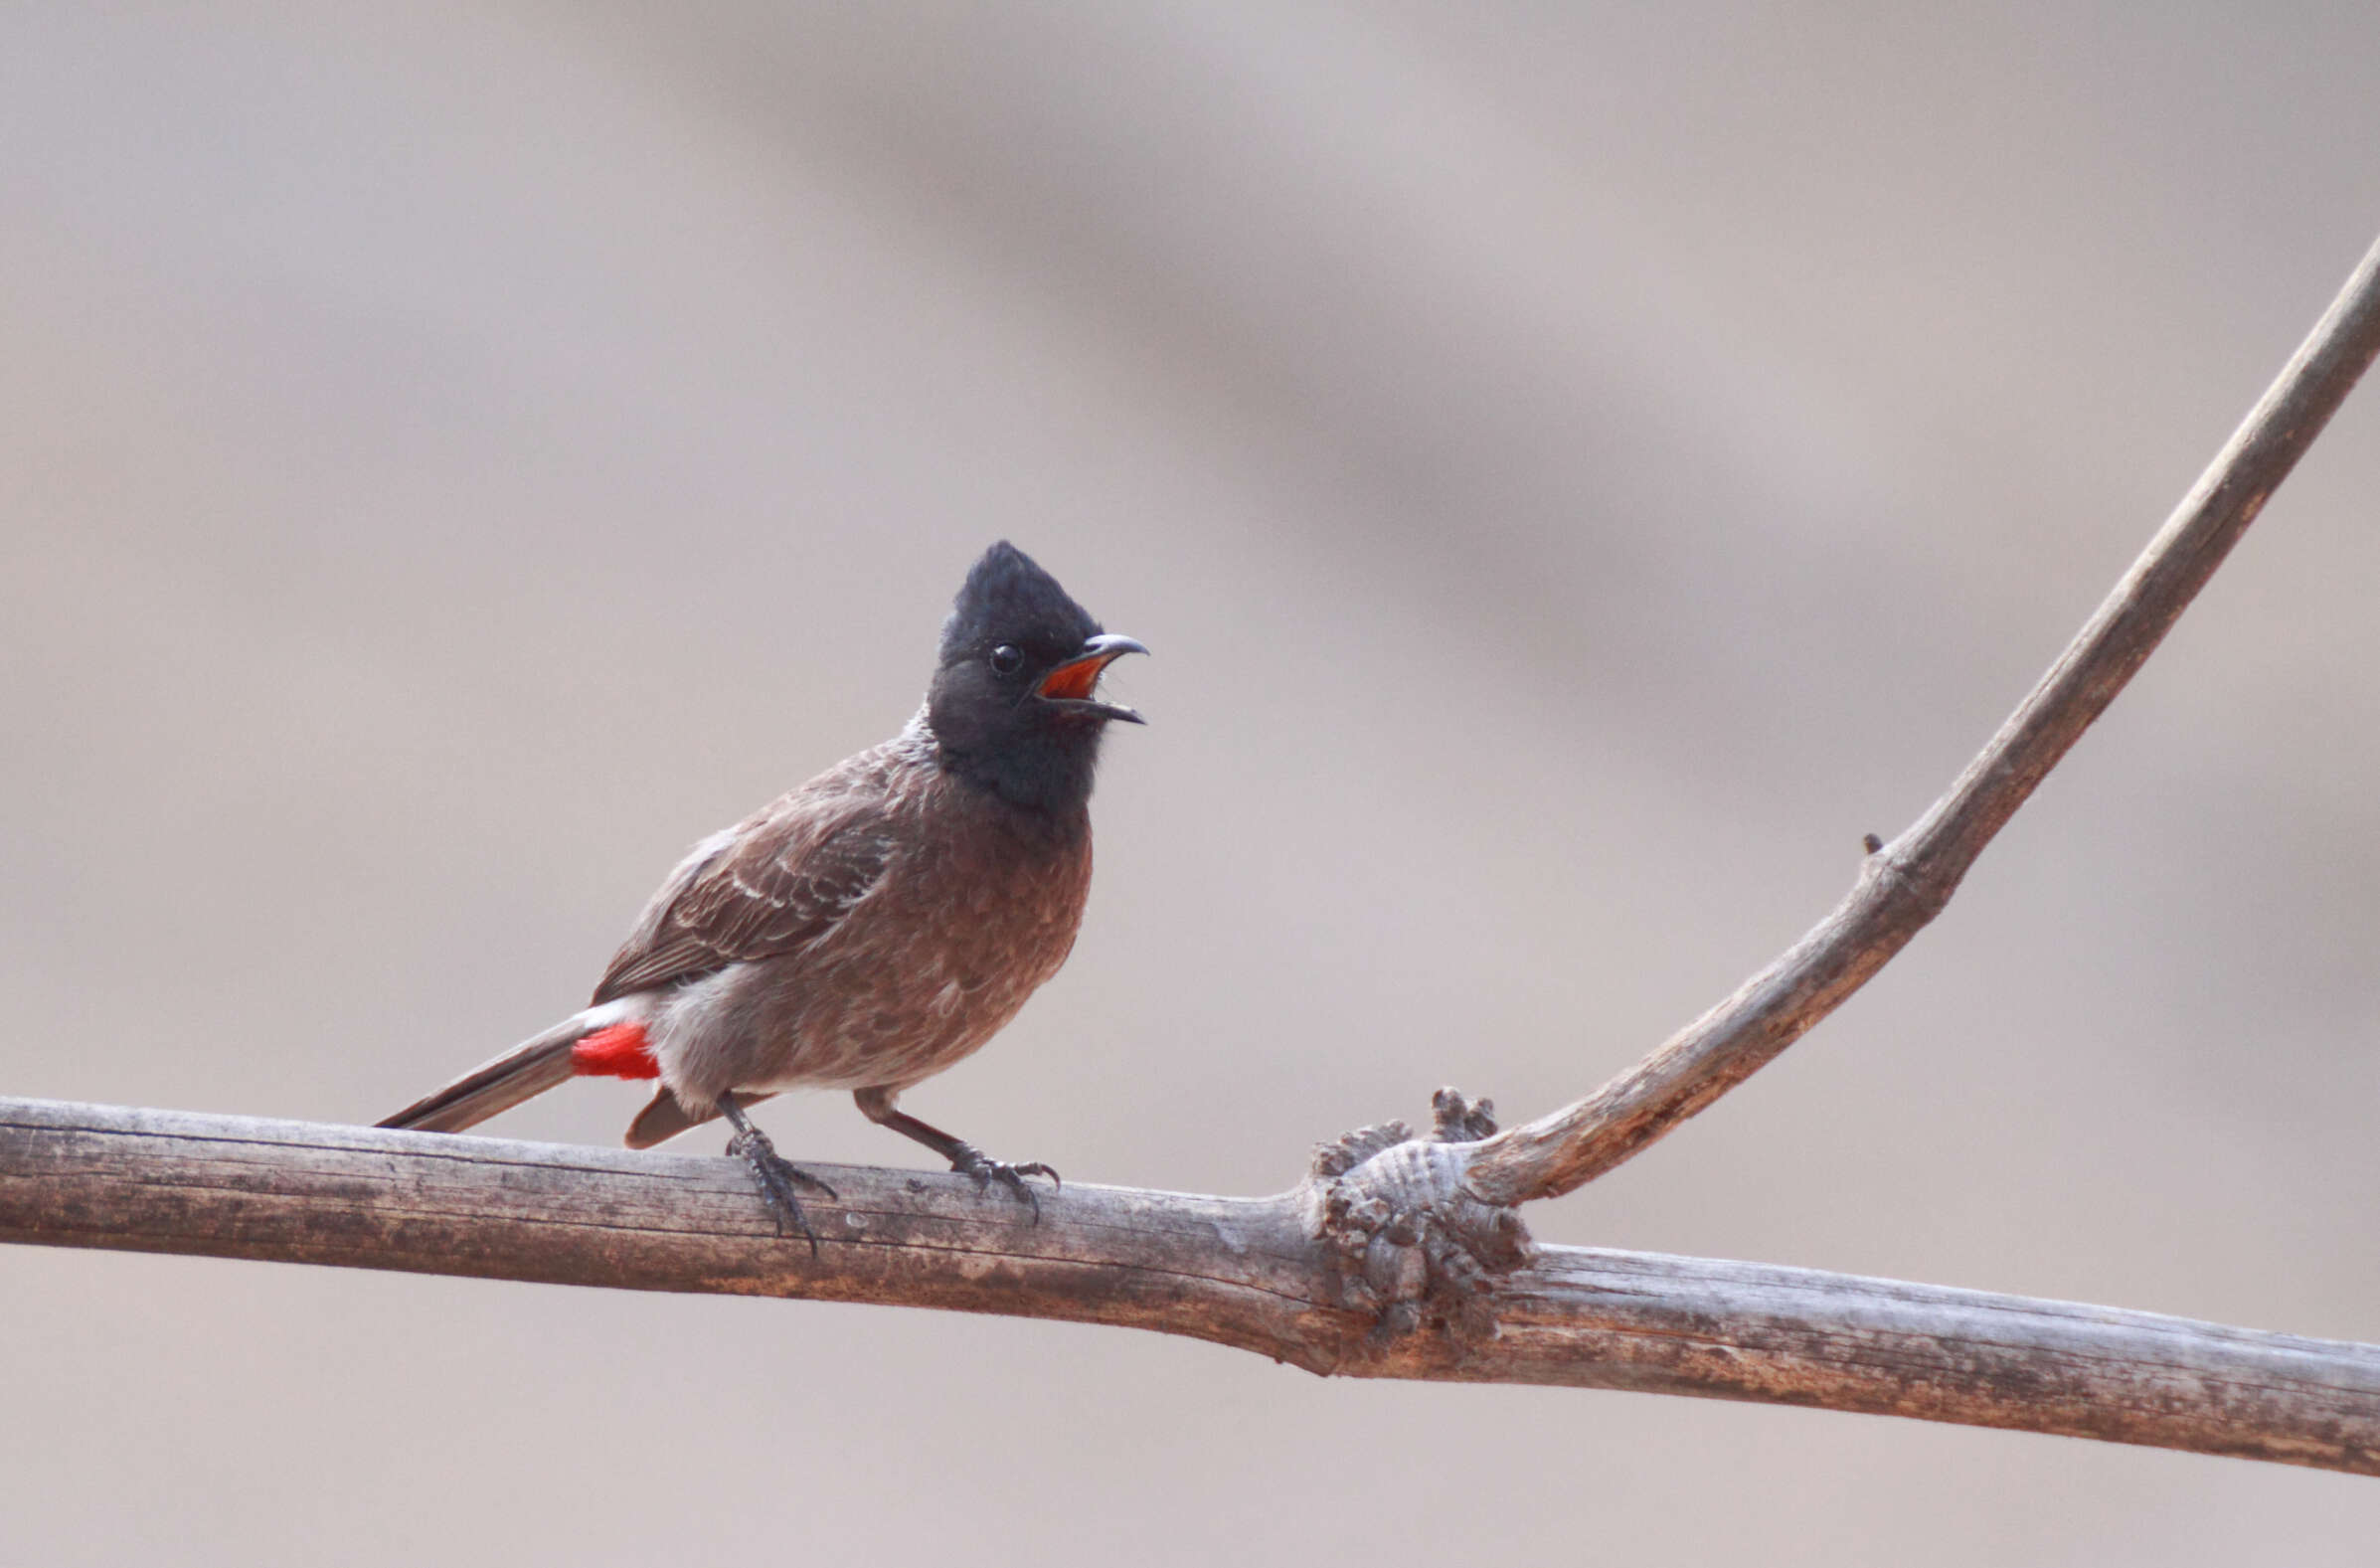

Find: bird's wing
<box><xmin>591</xmin><ymin>789</ymin><xmax>901</xmax><ymax>1005</ymax></box>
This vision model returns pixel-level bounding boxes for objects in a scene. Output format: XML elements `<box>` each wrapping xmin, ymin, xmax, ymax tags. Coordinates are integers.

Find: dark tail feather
<box><xmin>624</xmin><ymin>1087</ymin><xmax>774</xmax><ymax>1149</ymax></box>
<box><xmin>377</xmin><ymin>1015</ymin><xmax>595</xmax><ymax>1134</ymax></box>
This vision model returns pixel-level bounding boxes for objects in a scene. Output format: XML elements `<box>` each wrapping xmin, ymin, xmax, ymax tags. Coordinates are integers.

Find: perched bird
<box><xmin>378</xmin><ymin>541</ymin><xmax>1145</xmax><ymax>1243</ymax></box>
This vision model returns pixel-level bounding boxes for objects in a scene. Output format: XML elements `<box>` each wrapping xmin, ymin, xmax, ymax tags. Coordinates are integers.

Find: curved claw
<box><xmin>727</xmin><ymin>1128</ymin><xmax>832</xmax><ymax>1256</ymax></box>
<box><xmin>949</xmin><ymin>1148</ymin><xmax>1060</xmax><ymax>1224</ymax></box>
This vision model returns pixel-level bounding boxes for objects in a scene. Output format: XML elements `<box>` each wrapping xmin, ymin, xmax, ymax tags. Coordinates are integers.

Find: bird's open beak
<box><xmin>1037</xmin><ymin>633</ymin><xmax>1149</xmax><ymax>723</ymax></box>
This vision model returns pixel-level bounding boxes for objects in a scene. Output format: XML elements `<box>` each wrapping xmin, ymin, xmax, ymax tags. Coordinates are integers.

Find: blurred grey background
<box><xmin>4</xmin><ymin>3</ymin><xmax>2378</xmax><ymax>1562</ymax></box>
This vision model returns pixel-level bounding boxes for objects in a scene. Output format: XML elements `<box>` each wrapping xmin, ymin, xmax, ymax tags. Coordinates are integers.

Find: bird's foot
<box><xmin>726</xmin><ymin>1123</ymin><xmax>838</xmax><ymax>1255</ymax></box>
<box><xmin>947</xmin><ymin>1142</ymin><xmax>1060</xmax><ymax>1221</ymax></box>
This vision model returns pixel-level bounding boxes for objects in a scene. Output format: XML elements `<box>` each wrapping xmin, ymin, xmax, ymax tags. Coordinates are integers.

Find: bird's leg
<box><xmin>853</xmin><ymin>1087</ymin><xmax>1058</xmax><ymax>1220</ymax></box>
<box><xmin>717</xmin><ymin>1094</ymin><xmax>836</xmax><ymax>1254</ymax></box>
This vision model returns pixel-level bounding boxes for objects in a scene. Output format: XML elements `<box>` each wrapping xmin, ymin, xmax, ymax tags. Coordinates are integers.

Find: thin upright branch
<box><xmin>1465</xmin><ymin>231</ymin><xmax>2380</xmax><ymax>1206</ymax></box>
<box><xmin>9</xmin><ymin>1097</ymin><xmax>2380</xmax><ymax>1475</ymax></box>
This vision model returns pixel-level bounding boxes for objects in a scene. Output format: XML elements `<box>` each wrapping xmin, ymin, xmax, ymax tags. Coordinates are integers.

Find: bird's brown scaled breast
<box><xmin>650</xmin><ymin>721</ymin><xmax>1095</xmax><ymax>1100</ymax></box>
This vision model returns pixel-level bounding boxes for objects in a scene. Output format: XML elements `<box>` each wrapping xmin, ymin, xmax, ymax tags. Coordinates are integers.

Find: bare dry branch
<box><xmin>1464</xmin><ymin>231</ymin><xmax>2380</xmax><ymax>1207</ymax></box>
<box><xmin>7</xmin><ymin>1097</ymin><xmax>2378</xmax><ymax>1475</ymax></box>
<box><xmin>9</xmin><ymin>239</ymin><xmax>2380</xmax><ymax>1482</ymax></box>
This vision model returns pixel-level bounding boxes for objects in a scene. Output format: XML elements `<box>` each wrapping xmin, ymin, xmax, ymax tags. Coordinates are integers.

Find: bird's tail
<box><xmin>376</xmin><ymin>1001</ymin><xmax>654</xmax><ymax>1134</ymax></box>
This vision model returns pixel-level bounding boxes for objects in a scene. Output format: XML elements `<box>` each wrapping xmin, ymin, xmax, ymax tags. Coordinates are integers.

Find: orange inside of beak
<box><xmin>1038</xmin><ymin>651</ymin><xmax>1119</xmax><ymax>702</ymax></box>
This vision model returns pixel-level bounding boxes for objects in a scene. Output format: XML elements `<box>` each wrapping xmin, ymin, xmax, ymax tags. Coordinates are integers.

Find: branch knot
<box><xmin>1302</xmin><ymin>1088</ymin><xmax>1532</xmax><ymax>1346</ymax></box>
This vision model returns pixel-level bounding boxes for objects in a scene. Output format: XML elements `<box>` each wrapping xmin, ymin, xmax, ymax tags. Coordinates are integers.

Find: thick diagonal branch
<box><xmin>1465</xmin><ymin>231</ymin><xmax>2380</xmax><ymax>1207</ymax></box>
<box><xmin>6</xmin><ymin>1097</ymin><xmax>2377</xmax><ymax>1475</ymax></box>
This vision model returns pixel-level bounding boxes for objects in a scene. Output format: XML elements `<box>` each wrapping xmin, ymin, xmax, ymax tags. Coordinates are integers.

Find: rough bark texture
<box><xmin>1463</xmin><ymin>229</ymin><xmax>2380</xmax><ymax>1207</ymax></box>
<box><xmin>7</xmin><ymin>1097</ymin><xmax>2379</xmax><ymax>1476</ymax></box>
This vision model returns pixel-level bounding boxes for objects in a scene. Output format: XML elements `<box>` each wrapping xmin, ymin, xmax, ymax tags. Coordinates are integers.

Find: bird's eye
<box><xmin>988</xmin><ymin>643</ymin><xmax>1025</xmax><ymax>675</ymax></box>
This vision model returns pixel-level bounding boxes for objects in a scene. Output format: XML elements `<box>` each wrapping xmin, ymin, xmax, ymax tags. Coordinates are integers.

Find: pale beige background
<box><xmin>5</xmin><ymin>4</ymin><xmax>2379</xmax><ymax>1563</ymax></box>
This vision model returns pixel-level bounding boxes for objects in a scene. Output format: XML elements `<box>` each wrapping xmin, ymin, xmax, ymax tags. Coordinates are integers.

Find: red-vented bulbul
<box><xmin>378</xmin><ymin>541</ymin><xmax>1144</xmax><ymax>1242</ymax></box>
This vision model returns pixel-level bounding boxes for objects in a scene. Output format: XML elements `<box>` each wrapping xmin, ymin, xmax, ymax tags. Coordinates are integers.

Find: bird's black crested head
<box><xmin>927</xmin><ymin>541</ymin><xmax>1147</xmax><ymax>816</ymax></box>
<box><xmin>937</xmin><ymin>540</ymin><xmax>1101</xmax><ymax>665</ymax></box>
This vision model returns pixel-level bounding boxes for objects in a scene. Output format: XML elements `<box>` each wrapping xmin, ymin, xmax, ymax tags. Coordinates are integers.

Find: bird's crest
<box><xmin>938</xmin><ymin>541</ymin><xmax>1102</xmax><ymax>665</ymax></box>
